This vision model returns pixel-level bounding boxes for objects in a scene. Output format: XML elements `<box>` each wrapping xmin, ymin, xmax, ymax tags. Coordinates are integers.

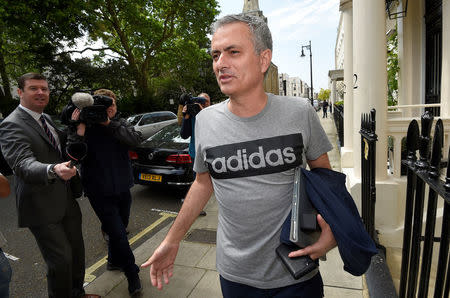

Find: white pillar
<box><xmin>353</xmin><ymin>0</ymin><xmax>388</xmax><ymax>180</ymax></box>
<box><xmin>397</xmin><ymin>0</ymin><xmax>425</xmax><ymax>118</ymax></box>
<box><xmin>341</xmin><ymin>1</ymin><xmax>353</xmax><ymax>168</ymax></box>
<box><xmin>330</xmin><ymin>80</ymin><xmax>336</xmax><ymax>105</ymax></box>
<box><xmin>441</xmin><ymin>0</ymin><xmax>450</xmax><ymax>117</ymax></box>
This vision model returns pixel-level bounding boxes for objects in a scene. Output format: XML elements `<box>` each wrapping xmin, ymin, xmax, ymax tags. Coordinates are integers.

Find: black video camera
<box><xmin>179</xmin><ymin>93</ymin><xmax>207</xmax><ymax>117</ymax></box>
<box><xmin>61</xmin><ymin>93</ymin><xmax>113</xmax><ymax>126</ymax></box>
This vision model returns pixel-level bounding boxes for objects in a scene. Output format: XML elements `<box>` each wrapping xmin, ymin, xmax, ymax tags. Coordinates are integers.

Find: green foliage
<box><xmin>0</xmin><ymin>0</ymin><xmax>97</xmax><ymax>114</ymax></box>
<box><xmin>0</xmin><ymin>0</ymin><xmax>223</xmax><ymax>117</ymax></box>
<box><xmin>317</xmin><ymin>88</ymin><xmax>331</xmax><ymax>101</ymax></box>
<box><xmin>335</xmin><ymin>100</ymin><xmax>344</xmax><ymax>106</ymax></box>
<box><xmin>45</xmin><ymin>55</ymin><xmax>136</xmax><ymax>114</ymax></box>
<box><xmin>84</xmin><ymin>0</ymin><xmax>220</xmax><ymax>104</ymax></box>
<box><xmin>387</xmin><ymin>29</ymin><xmax>399</xmax><ymax>106</ymax></box>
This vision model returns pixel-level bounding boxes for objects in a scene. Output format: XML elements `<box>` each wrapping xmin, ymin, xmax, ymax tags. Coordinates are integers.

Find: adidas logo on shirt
<box><xmin>205</xmin><ymin>133</ymin><xmax>303</xmax><ymax>179</ymax></box>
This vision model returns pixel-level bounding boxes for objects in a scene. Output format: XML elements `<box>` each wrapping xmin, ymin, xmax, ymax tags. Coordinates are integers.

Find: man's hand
<box><xmin>288</xmin><ymin>214</ymin><xmax>337</xmax><ymax>260</ymax></box>
<box><xmin>54</xmin><ymin>161</ymin><xmax>77</xmax><ymax>181</ymax></box>
<box><xmin>141</xmin><ymin>172</ymin><xmax>213</xmax><ymax>290</ymax></box>
<box><xmin>141</xmin><ymin>240</ymin><xmax>180</xmax><ymax>290</ymax></box>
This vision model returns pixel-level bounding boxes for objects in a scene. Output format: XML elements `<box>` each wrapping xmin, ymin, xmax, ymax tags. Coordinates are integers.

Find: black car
<box><xmin>129</xmin><ymin>122</ymin><xmax>194</xmax><ymax>190</ymax></box>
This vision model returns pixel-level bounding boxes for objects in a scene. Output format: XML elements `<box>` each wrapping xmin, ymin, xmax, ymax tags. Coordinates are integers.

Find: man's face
<box><xmin>211</xmin><ymin>22</ymin><xmax>269</xmax><ymax>98</ymax></box>
<box><xmin>18</xmin><ymin>79</ymin><xmax>50</xmax><ymax>113</ymax></box>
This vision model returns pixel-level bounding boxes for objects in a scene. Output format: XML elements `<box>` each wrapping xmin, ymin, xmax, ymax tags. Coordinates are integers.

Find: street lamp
<box><xmin>300</xmin><ymin>40</ymin><xmax>313</xmax><ymax>105</ymax></box>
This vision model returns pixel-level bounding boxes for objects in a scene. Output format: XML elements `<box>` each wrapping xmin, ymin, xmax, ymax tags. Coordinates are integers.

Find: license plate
<box><xmin>139</xmin><ymin>173</ymin><xmax>162</xmax><ymax>182</ymax></box>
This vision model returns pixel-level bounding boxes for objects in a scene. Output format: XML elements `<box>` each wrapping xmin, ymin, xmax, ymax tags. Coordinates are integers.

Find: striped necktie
<box><xmin>40</xmin><ymin>115</ymin><xmax>60</xmax><ymax>153</ymax></box>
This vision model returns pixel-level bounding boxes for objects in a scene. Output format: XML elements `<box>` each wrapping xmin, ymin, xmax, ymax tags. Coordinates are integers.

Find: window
<box><xmin>140</xmin><ymin>114</ymin><xmax>156</xmax><ymax>125</ymax></box>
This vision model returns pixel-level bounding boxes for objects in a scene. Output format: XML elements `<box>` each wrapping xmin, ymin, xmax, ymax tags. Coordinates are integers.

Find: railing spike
<box><xmin>445</xmin><ymin>146</ymin><xmax>450</xmax><ymax>190</ymax></box>
<box><xmin>429</xmin><ymin>120</ymin><xmax>443</xmax><ymax>178</ymax></box>
<box><xmin>416</xmin><ymin>111</ymin><xmax>434</xmax><ymax>169</ymax></box>
<box><xmin>406</xmin><ymin>120</ymin><xmax>419</xmax><ymax>163</ymax></box>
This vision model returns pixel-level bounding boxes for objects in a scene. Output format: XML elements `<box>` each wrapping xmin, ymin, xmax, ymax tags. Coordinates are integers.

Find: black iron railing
<box><xmin>399</xmin><ymin>111</ymin><xmax>449</xmax><ymax>298</ymax></box>
<box><xmin>360</xmin><ymin>109</ymin><xmax>398</xmax><ymax>297</ymax></box>
<box><xmin>333</xmin><ymin>104</ymin><xmax>344</xmax><ymax>147</ymax></box>
<box><xmin>360</xmin><ymin>109</ymin><xmax>377</xmax><ymax>240</ymax></box>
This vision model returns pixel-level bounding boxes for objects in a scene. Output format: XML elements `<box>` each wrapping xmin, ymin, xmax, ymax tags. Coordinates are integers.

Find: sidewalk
<box><xmin>85</xmin><ymin>111</ymin><xmax>368</xmax><ymax>297</ymax></box>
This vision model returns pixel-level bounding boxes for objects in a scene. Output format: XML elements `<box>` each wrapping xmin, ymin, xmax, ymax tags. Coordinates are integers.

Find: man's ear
<box><xmin>259</xmin><ymin>49</ymin><xmax>272</xmax><ymax>74</ymax></box>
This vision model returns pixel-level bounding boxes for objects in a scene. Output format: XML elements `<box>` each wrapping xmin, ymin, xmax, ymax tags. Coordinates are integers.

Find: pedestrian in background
<box><xmin>142</xmin><ymin>14</ymin><xmax>336</xmax><ymax>297</ymax></box>
<box><xmin>70</xmin><ymin>88</ymin><xmax>144</xmax><ymax>296</ymax></box>
<box><xmin>0</xmin><ymin>73</ymin><xmax>94</xmax><ymax>297</ymax></box>
<box><xmin>0</xmin><ymin>173</ymin><xmax>11</xmax><ymax>298</ymax></box>
<box><xmin>322</xmin><ymin>100</ymin><xmax>329</xmax><ymax>118</ymax></box>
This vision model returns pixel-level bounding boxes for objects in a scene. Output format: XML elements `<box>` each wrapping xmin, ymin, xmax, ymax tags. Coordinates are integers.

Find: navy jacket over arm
<box><xmin>281</xmin><ymin>167</ymin><xmax>377</xmax><ymax>276</ymax></box>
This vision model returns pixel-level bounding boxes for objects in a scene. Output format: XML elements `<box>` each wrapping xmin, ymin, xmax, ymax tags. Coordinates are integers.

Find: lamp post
<box><xmin>301</xmin><ymin>40</ymin><xmax>313</xmax><ymax>105</ymax></box>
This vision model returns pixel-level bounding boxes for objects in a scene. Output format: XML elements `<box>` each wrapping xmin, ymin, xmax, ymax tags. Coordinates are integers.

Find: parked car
<box><xmin>0</xmin><ymin>119</ymin><xmax>12</xmax><ymax>175</ymax></box>
<box><xmin>313</xmin><ymin>99</ymin><xmax>320</xmax><ymax>111</ymax></box>
<box><xmin>129</xmin><ymin>122</ymin><xmax>194</xmax><ymax>191</ymax></box>
<box><xmin>127</xmin><ymin>111</ymin><xmax>177</xmax><ymax>139</ymax></box>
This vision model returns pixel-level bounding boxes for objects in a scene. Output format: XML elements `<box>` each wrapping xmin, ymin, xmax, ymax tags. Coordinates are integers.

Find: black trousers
<box><xmin>220</xmin><ymin>273</ymin><xmax>323</xmax><ymax>298</ymax></box>
<box><xmin>88</xmin><ymin>191</ymin><xmax>139</xmax><ymax>278</ymax></box>
<box><xmin>29</xmin><ymin>199</ymin><xmax>85</xmax><ymax>298</ymax></box>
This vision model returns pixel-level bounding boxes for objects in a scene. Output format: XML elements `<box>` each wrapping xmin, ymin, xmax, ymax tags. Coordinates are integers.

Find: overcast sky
<box><xmin>216</xmin><ymin>0</ymin><xmax>340</xmax><ymax>91</ymax></box>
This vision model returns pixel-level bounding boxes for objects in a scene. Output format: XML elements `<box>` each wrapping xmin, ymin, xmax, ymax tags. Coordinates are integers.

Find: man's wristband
<box><xmin>48</xmin><ymin>164</ymin><xmax>57</xmax><ymax>179</ymax></box>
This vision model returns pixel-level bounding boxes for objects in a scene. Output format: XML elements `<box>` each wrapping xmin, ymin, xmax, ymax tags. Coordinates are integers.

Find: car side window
<box><xmin>152</xmin><ymin>115</ymin><xmax>165</xmax><ymax>123</ymax></box>
<box><xmin>140</xmin><ymin>114</ymin><xmax>156</xmax><ymax>125</ymax></box>
<box><xmin>162</xmin><ymin>113</ymin><xmax>177</xmax><ymax>121</ymax></box>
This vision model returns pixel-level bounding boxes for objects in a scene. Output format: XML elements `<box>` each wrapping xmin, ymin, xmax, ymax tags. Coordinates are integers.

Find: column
<box><xmin>353</xmin><ymin>0</ymin><xmax>387</xmax><ymax>180</ymax></box>
<box><xmin>341</xmin><ymin>0</ymin><xmax>354</xmax><ymax>168</ymax></box>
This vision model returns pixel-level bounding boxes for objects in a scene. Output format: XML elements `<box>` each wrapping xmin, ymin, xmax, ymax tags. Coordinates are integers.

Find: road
<box><xmin>0</xmin><ymin>176</ymin><xmax>185</xmax><ymax>298</ymax></box>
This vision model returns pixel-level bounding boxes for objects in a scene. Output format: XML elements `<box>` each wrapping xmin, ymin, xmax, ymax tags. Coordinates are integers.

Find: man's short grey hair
<box><xmin>211</xmin><ymin>14</ymin><xmax>273</xmax><ymax>55</ymax></box>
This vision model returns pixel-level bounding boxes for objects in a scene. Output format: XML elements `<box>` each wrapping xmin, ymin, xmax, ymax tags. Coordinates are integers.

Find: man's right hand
<box><xmin>141</xmin><ymin>240</ymin><xmax>180</xmax><ymax>290</ymax></box>
<box><xmin>54</xmin><ymin>161</ymin><xmax>77</xmax><ymax>181</ymax></box>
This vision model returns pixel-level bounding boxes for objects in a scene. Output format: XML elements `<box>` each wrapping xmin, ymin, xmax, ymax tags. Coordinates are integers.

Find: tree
<box><xmin>0</xmin><ymin>0</ymin><xmax>97</xmax><ymax>114</ymax></box>
<box><xmin>83</xmin><ymin>0</ymin><xmax>219</xmax><ymax>108</ymax></box>
<box><xmin>317</xmin><ymin>88</ymin><xmax>331</xmax><ymax>101</ymax></box>
<box><xmin>387</xmin><ymin>29</ymin><xmax>399</xmax><ymax>106</ymax></box>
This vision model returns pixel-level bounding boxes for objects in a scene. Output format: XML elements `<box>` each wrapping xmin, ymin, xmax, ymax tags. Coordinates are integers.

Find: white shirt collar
<box><xmin>19</xmin><ymin>104</ymin><xmax>44</xmax><ymax>122</ymax></box>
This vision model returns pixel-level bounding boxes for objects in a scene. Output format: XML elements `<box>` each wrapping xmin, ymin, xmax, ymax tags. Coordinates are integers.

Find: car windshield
<box><xmin>147</xmin><ymin>123</ymin><xmax>189</xmax><ymax>144</ymax></box>
<box><xmin>127</xmin><ymin>114</ymin><xmax>143</xmax><ymax>125</ymax></box>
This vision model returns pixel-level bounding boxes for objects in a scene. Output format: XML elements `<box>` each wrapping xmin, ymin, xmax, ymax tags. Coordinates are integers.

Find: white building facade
<box><xmin>336</xmin><ymin>0</ymin><xmax>450</xmax><ymax>290</ymax></box>
<box><xmin>278</xmin><ymin>73</ymin><xmax>309</xmax><ymax>98</ymax></box>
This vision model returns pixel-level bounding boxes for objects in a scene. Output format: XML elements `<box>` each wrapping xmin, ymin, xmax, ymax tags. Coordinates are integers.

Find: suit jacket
<box><xmin>0</xmin><ymin>107</ymin><xmax>73</xmax><ymax>227</ymax></box>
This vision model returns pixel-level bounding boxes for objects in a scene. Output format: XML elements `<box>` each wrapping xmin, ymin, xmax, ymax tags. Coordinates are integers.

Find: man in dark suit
<box><xmin>0</xmin><ymin>73</ymin><xmax>97</xmax><ymax>297</ymax></box>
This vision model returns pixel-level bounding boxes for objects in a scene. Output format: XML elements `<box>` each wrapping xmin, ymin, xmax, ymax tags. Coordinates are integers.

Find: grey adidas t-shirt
<box><xmin>194</xmin><ymin>94</ymin><xmax>332</xmax><ymax>289</ymax></box>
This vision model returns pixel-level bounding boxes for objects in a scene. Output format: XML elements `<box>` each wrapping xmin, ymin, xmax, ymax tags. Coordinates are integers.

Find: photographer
<box><xmin>70</xmin><ymin>89</ymin><xmax>144</xmax><ymax>296</ymax></box>
<box><xmin>180</xmin><ymin>92</ymin><xmax>211</xmax><ymax>161</ymax></box>
<box><xmin>180</xmin><ymin>93</ymin><xmax>210</xmax><ymax>216</ymax></box>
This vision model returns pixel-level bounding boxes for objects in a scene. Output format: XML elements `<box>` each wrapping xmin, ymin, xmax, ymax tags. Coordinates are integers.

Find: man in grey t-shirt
<box><xmin>143</xmin><ymin>14</ymin><xmax>337</xmax><ymax>297</ymax></box>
